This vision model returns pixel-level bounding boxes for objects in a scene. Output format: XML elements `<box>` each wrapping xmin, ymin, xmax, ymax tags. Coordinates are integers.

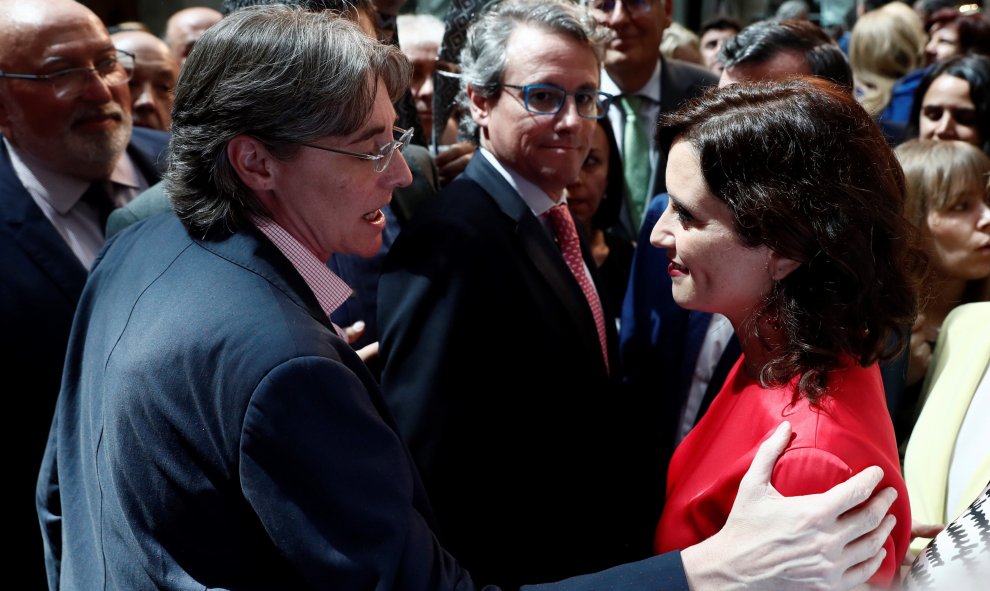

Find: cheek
<box><xmin>957</xmin><ymin>124</ymin><xmax>981</xmax><ymax>143</ymax></box>
<box><xmin>928</xmin><ymin>216</ymin><xmax>967</xmax><ymax>250</ymax></box>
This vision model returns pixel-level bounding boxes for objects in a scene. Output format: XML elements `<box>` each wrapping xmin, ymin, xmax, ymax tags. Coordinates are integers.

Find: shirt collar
<box><xmin>601</xmin><ymin>59</ymin><xmax>663</xmax><ymax>103</ymax></box>
<box><xmin>3</xmin><ymin>135</ymin><xmax>144</xmax><ymax>214</ymax></box>
<box><xmin>251</xmin><ymin>215</ymin><xmax>353</xmax><ymax>320</ymax></box>
<box><xmin>478</xmin><ymin>147</ymin><xmax>560</xmax><ymax>216</ymax></box>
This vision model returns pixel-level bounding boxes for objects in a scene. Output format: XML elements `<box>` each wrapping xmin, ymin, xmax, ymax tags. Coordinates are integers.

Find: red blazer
<box><xmin>655</xmin><ymin>356</ymin><xmax>911</xmax><ymax>587</ymax></box>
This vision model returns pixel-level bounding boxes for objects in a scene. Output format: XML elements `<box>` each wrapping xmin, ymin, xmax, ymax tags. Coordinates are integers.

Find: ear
<box><xmin>227</xmin><ymin>134</ymin><xmax>277</xmax><ymax>193</ymax></box>
<box><xmin>661</xmin><ymin>0</ymin><xmax>673</xmax><ymax>27</ymax></box>
<box><xmin>768</xmin><ymin>251</ymin><xmax>802</xmax><ymax>281</ymax></box>
<box><xmin>466</xmin><ymin>84</ymin><xmax>492</xmax><ymax>132</ymax></box>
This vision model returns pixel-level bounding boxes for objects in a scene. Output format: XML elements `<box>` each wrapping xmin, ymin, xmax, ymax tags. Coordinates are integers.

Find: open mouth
<box><xmin>362</xmin><ymin>209</ymin><xmax>384</xmax><ymax>223</ymax></box>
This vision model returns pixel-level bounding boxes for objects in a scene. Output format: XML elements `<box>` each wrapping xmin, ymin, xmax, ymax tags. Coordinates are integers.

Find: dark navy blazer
<box><xmin>0</xmin><ymin>126</ymin><xmax>167</xmax><ymax>589</ymax></box>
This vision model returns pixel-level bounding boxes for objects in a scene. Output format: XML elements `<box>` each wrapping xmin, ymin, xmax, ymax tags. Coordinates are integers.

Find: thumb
<box><xmin>736</xmin><ymin>421</ymin><xmax>791</xmax><ymax>501</ymax></box>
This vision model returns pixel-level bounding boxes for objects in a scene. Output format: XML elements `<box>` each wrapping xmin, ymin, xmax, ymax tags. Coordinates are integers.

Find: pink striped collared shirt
<box><xmin>251</xmin><ymin>215</ymin><xmax>352</xmax><ymax>332</ymax></box>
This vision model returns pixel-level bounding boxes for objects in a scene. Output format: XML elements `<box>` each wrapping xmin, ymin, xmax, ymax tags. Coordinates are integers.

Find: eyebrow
<box><xmin>39</xmin><ymin>44</ymin><xmax>118</xmax><ymax>68</ymax></box>
<box><xmin>347</xmin><ymin>120</ymin><xmax>396</xmax><ymax>145</ymax></box>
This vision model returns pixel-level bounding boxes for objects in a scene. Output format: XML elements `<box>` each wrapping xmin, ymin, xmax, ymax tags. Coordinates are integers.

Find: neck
<box><xmin>606</xmin><ymin>59</ymin><xmax>655</xmax><ymax>94</ymax></box>
<box><xmin>731</xmin><ymin>310</ymin><xmax>785</xmax><ymax>381</ymax></box>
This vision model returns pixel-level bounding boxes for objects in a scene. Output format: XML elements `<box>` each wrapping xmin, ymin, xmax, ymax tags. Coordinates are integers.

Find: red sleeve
<box><xmin>771</xmin><ymin>447</ymin><xmax>898</xmax><ymax>588</ymax></box>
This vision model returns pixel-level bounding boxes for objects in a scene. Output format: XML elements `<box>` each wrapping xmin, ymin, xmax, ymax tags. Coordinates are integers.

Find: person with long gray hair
<box><xmin>39</xmin><ymin>4</ymin><xmax>901</xmax><ymax>590</ymax></box>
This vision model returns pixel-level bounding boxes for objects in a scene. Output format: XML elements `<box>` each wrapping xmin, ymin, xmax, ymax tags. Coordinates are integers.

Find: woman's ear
<box><xmin>227</xmin><ymin>134</ymin><xmax>276</xmax><ymax>192</ymax></box>
<box><xmin>768</xmin><ymin>251</ymin><xmax>802</xmax><ymax>281</ymax></box>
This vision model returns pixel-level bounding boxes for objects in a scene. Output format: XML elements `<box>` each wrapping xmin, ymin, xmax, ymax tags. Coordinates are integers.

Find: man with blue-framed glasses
<box><xmin>378</xmin><ymin>2</ymin><xmax>631</xmax><ymax>586</ymax></box>
<box><xmin>0</xmin><ymin>0</ymin><xmax>169</xmax><ymax>588</ymax></box>
<box><xmin>591</xmin><ymin>0</ymin><xmax>716</xmax><ymax>238</ymax></box>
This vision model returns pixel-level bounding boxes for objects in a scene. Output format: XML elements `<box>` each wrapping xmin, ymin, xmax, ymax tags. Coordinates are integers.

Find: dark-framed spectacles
<box><xmin>589</xmin><ymin>0</ymin><xmax>654</xmax><ymax>18</ymax></box>
<box><xmin>300</xmin><ymin>126</ymin><xmax>413</xmax><ymax>173</ymax></box>
<box><xmin>501</xmin><ymin>83</ymin><xmax>613</xmax><ymax>120</ymax></box>
<box><xmin>0</xmin><ymin>50</ymin><xmax>135</xmax><ymax>100</ymax></box>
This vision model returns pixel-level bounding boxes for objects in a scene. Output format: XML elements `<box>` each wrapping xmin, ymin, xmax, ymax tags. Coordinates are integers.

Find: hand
<box><xmin>342</xmin><ymin>321</ymin><xmax>366</xmax><ymax>345</ymax></box>
<box><xmin>435</xmin><ymin>141</ymin><xmax>474</xmax><ymax>187</ymax></box>
<box><xmin>906</xmin><ymin>315</ymin><xmax>937</xmax><ymax>387</ymax></box>
<box><xmin>681</xmin><ymin>421</ymin><xmax>897</xmax><ymax>591</ymax></box>
<box><xmin>355</xmin><ymin>341</ymin><xmax>379</xmax><ymax>364</ymax></box>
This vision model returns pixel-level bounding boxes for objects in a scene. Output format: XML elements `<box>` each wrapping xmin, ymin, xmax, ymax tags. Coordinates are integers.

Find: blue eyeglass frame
<box><xmin>501</xmin><ymin>83</ymin><xmax>613</xmax><ymax>120</ymax></box>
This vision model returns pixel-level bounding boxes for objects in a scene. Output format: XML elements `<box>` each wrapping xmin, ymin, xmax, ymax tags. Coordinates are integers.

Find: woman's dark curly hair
<box><xmin>657</xmin><ymin>77</ymin><xmax>927</xmax><ymax>402</ymax></box>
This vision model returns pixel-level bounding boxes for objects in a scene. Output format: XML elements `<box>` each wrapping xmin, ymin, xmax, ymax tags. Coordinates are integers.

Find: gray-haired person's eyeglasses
<box><xmin>501</xmin><ymin>84</ymin><xmax>613</xmax><ymax>120</ymax></box>
<box><xmin>0</xmin><ymin>51</ymin><xmax>135</xmax><ymax>100</ymax></box>
<box><xmin>300</xmin><ymin>126</ymin><xmax>413</xmax><ymax>173</ymax></box>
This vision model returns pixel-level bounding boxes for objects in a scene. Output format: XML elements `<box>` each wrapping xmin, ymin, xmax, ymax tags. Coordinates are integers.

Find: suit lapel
<box><xmin>463</xmin><ymin>153</ymin><xmax>610</xmax><ymax>368</ymax></box>
<box><xmin>194</xmin><ymin>226</ymin><xmax>336</xmax><ymax>333</ymax></box>
<box><xmin>0</xmin><ymin>142</ymin><xmax>87</xmax><ymax>303</ymax></box>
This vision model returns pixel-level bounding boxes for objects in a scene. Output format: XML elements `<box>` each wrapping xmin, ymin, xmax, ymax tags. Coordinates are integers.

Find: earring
<box><xmin>767</xmin><ymin>310</ymin><xmax>781</xmax><ymax>332</ymax></box>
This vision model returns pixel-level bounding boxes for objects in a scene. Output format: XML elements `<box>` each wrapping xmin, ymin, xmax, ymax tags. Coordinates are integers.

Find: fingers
<box><xmin>356</xmin><ymin>341</ymin><xmax>379</xmax><ymax>364</ymax></box>
<box><xmin>910</xmin><ymin>521</ymin><xmax>944</xmax><ymax>540</ymax></box>
<box><xmin>839</xmin><ymin>514</ymin><xmax>895</xmax><ymax>588</ymax></box>
<box><xmin>843</xmin><ymin>513</ymin><xmax>896</xmax><ymax>568</ymax></box>
<box><xmin>343</xmin><ymin>321</ymin><xmax>366</xmax><ymax>345</ymax></box>
<box><xmin>822</xmin><ymin>467</ymin><xmax>887</xmax><ymax>517</ymax></box>
<box><xmin>737</xmin><ymin>421</ymin><xmax>792</xmax><ymax>495</ymax></box>
<box><xmin>840</xmin><ymin>547</ymin><xmax>886</xmax><ymax>590</ymax></box>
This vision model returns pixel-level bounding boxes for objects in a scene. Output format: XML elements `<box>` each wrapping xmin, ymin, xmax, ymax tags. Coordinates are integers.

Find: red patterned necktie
<box><xmin>544</xmin><ymin>203</ymin><xmax>609</xmax><ymax>373</ymax></box>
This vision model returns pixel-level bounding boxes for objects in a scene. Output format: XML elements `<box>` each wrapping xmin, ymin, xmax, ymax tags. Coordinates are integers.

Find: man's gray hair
<box><xmin>166</xmin><ymin>5</ymin><xmax>410</xmax><ymax>237</ymax></box>
<box><xmin>459</xmin><ymin>0</ymin><xmax>607</xmax><ymax>102</ymax></box>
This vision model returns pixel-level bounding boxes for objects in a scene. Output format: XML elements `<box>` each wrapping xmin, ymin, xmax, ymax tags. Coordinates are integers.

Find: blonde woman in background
<box><xmin>890</xmin><ymin>139</ymin><xmax>990</xmax><ymax>445</ymax></box>
<box><xmin>850</xmin><ymin>1</ymin><xmax>927</xmax><ymax>142</ymax></box>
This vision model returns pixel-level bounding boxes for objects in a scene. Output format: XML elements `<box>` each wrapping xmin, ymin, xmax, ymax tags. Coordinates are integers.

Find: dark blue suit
<box><xmin>0</xmin><ymin>126</ymin><xmax>167</xmax><ymax>590</ymax></box>
<box><xmin>38</xmin><ymin>213</ymin><xmax>688</xmax><ymax>590</ymax></box>
<box><xmin>378</xmin><ymin>153</ymin><xmax>674</xmax><ymax>588</ymax></box>
<box><xmin>619</xmin><ymin>194</ymin><xmax>741</xmax><ymax>520</ymax></box>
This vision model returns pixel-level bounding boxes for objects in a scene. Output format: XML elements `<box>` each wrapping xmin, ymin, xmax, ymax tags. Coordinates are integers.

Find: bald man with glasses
<box><xmin>0</xmin><ymin>1</ymin><xmax>168</xmax><ymax>586</ymax></box>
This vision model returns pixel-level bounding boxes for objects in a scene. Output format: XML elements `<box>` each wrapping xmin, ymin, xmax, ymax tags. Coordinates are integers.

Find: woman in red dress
<box><xmin>650</xmin><ymin>78</ymin><xmax>926</xmax><ymax>588</ymax></box>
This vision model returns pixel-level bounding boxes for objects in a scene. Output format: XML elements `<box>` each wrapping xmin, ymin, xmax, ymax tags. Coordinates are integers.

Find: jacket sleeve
<box><xmin>240</xmin><ymin>356</ymin><xmax>475</xmax><ymax>591</ymax></box>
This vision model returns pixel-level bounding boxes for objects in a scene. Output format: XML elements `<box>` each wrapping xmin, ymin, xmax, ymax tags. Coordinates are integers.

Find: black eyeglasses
<box><xmin>0</xmin><ymin>51</ymin><xmax>135</xmax><ymax>100</ymax></box>
<box><xmin>300</xmin><ymin>126</ymin><xmax>413</xmax><ymax>173</ymax></box>
<box><xmin>590</xmin><ymin>0</ymin><xmax>654</xmax><ymax>18</ymax></box>
<box><xmin>501</xmin><ymin>84</ymin><xmax>613</xmax><ymax>120</ymax></box>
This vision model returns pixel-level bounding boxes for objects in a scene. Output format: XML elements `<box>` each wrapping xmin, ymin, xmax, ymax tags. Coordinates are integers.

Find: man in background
<box><xmin>164</xmin><ymin>5</ymin><xmax>223</xmax><ymax>65</ymax></box>
<box><xmin>698</xmin><ymin>15</ymin><xmax>743</xmax><ymax>74</ymax></box>
<box><xmin>0</xmin><ymin>0</ymin><xmax>168</xmax><ymax>586</ymax></box>
<box><xmin>112</xmin><ymin>29</ymin><xmax>180</xmax><ymax>131</ymax></box>
<box><xmin>593</xmin><ymin>0</ymin><xmax>717</xmax><ymax>238</ymax></box>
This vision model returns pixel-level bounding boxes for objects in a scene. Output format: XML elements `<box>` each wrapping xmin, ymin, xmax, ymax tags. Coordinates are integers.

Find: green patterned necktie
<box><xmin>619</xmin><ymin>94</ymin><xmax>650</xmax><ymax>228</ymax></box>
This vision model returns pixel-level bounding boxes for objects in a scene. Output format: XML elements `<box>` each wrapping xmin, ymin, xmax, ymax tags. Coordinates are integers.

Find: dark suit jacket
<box><xmin>0</xmin><ymin>126</ymin><xmax>167</xmax><ymax>590</ymax></box>
<box><xmin>38</xmin><ymin>213</ymin><xmax>687</xmax><ymax>591</ymax></box>
<box><xmin>616</xmin><ymin>57</ymin><xmax>717</xmax><ymax>239</ymax></box>
<box><xmin>378</xmin><ymin>153</ymin><xmax>663</xmax><ymax>589</ymax></box>
<box><xmin>619</xmin><ymin>194</ymin><xmax>741</xmax><ymax>522</ymax></box>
